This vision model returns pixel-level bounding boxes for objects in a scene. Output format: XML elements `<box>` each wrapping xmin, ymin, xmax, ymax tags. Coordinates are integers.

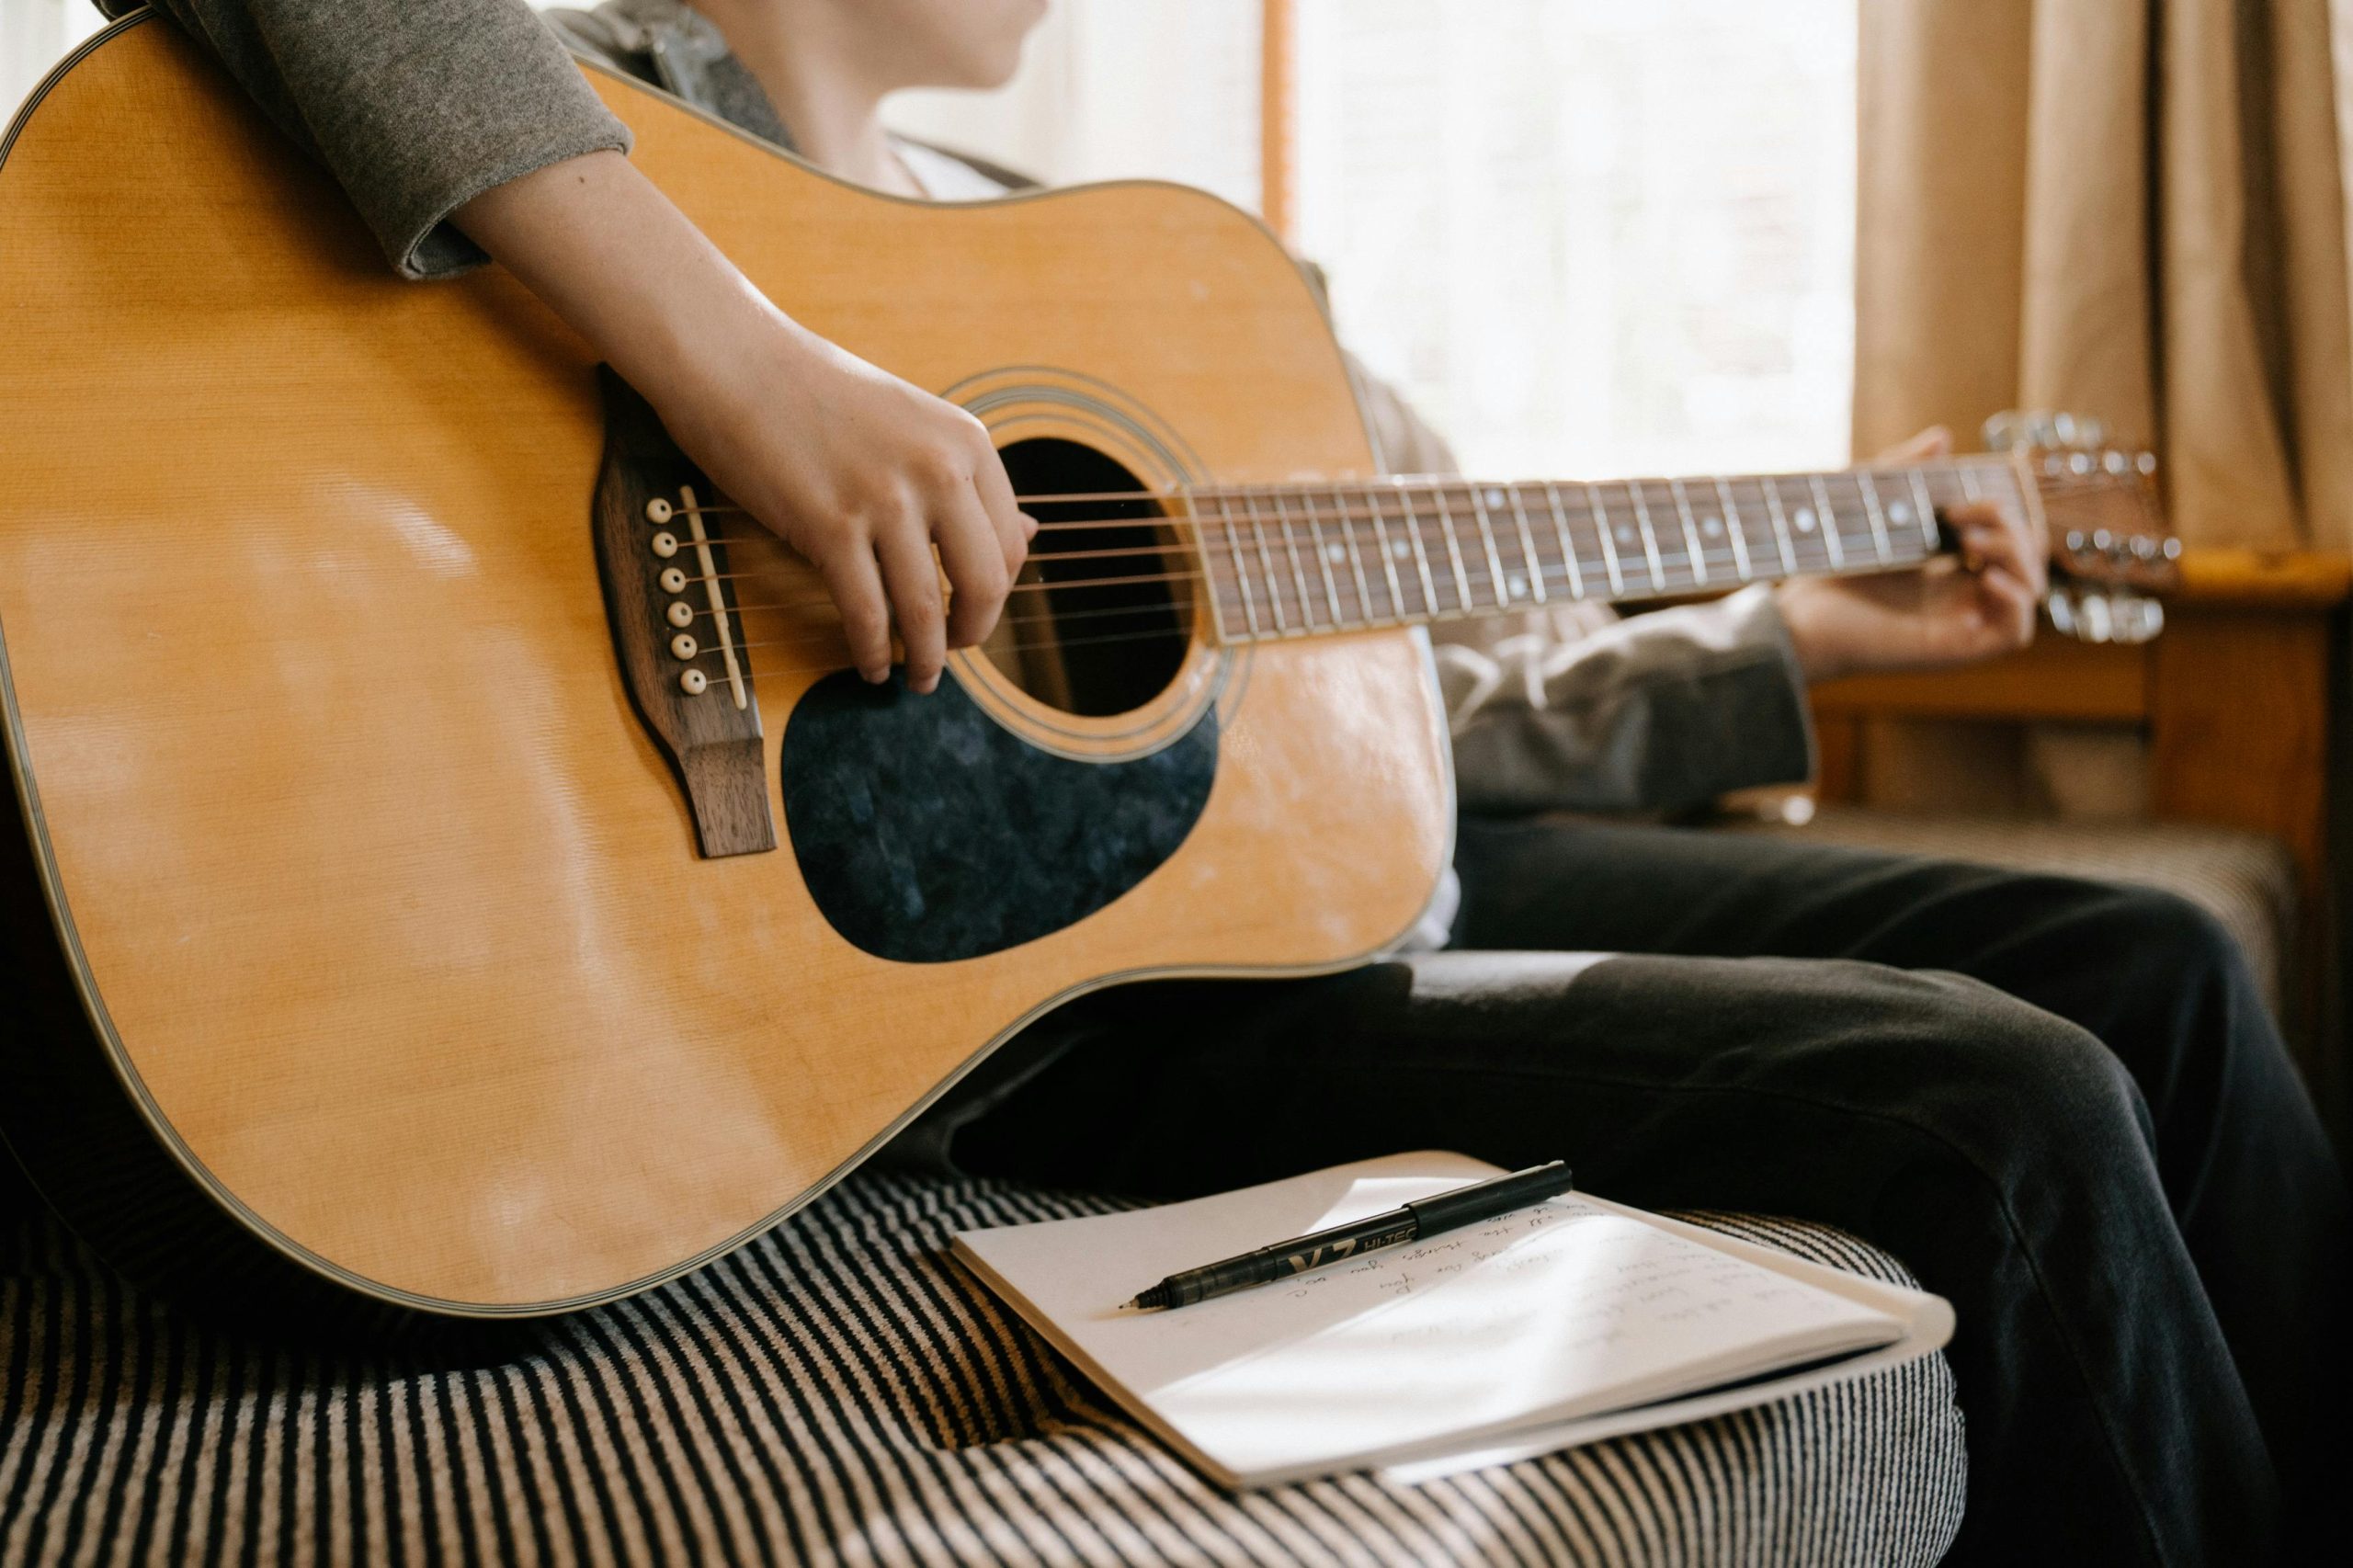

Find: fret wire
<box><xmin>1476</xmin><ymin>485</ymin><xmax>1519</xmax><ymax>602</ymax></box>
<box><xmin>1540</xmin><ymin>483</ymin><xmax>1587</xmax><ymax>599</ymax></box>
<box><xmin>1498</xmin><ymin>485</ymin><xmax>1545</xmax><ymax>602</ymax></box>
<box><xmin>1467</xmin><ymin>486</ymin><xmax>1516</xmax><ymax>605</ymax></box>
<box><xmin>1367</xmin><ymin>487</ymin><xmax>1411</xmax><ymax>619</ymax></box>
<box><xmin>1806</xmin><ymin>473</ymin><xmax>1847</xmax><ymax>570</ymax></box>
<box><xmin>1308</xmin><ymin>494</ymin><xmax>1364</xmax><ymax>631</ymax></box>
<box><xmin>1587</xmin><ymin>483</ymin><xmax>1629</xmax><ymax>596</ymax></box>
<box><xmin>1178</xmin><ymin>461</ymin><xmax>2007</xmax><ymax>642</ymax></box>
<box><xmin>1624</xmin><ymin>482</ymin><xmax>1668</xmax><ymax>592</ymax></box>
<box><xmin>1317</xmin><ymin>490</ymin><xmax>1376</xmax><ymax>627</ymax></box>
<box><xmin>1857</xmin><ymin>471</ymin><xmax>1895</xmax><ymax>563</ymax></box>
<box><xmin>1503</xmin><ymin>485</ymin><xmax>1549</xmax><ymax>604</ymax></box>
<box><xmin>1292</xmin><ymin>490</ymin><xmax>1347</xmax><ymax>626</ymax></box>
<box><xmin>1760</xmin><ymin>477</ymin><xmax>1801</xmax><ymax>574</ymax></box>
<box><xmin>1396</xmin><ymin>484</ymin><xmax>1445</xmax><ymax>618</ymax></box>
<box><xmin>1668</xmin><ymin>478</ymin><xmax>1710</xmax><ymax>588</ymax></box>
<box><xmin>1906</xmin><ymin>470</ymin><xmax>1939</xmax><ymax>549</ymax></box>
<box><xmin>1428</xmin><ymin>486</ymin><xmax>1478</xmax><ymax>610</ymax></box>
<box><xmin>1177</xmin><ymin>510</ymin><xmax>1234</xmax><ymax>644</ymax></box>
<box><xmin>1269</xmin><ymin>489</ymin><xmax>1321</xmax><ymax>631</ymax></box>
<box><xmin>1211</xmin><ymin>493</ymin><xmax>1262</xmax><ymax>640</ymax></box>
<box><xmin>1239</xmin><ymin>491</ymin><xmax>1290</xmax><ymax>634</ymax></box>
<box><xmin>1713</xmin><ymin>476</ymin><xmax>1756</xmax><ymax>582</ymax></box>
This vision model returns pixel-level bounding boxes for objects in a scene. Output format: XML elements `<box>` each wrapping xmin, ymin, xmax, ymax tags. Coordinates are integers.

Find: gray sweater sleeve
<box><xmin>131</xmin><ymin>0</ymin><xmax>631</xmax><ymax>278</ymax></box>
<box><xmin>1437</xmin><ymin>588</ymin><xmax>1817</xmax><ymax>816</ymax></box>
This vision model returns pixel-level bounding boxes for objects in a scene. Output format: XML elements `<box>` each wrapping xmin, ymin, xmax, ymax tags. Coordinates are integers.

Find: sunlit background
<box><xmin>892</xmin><ymin>0</ymin><xmax>1859</xmax><ymax>480</ymax></box>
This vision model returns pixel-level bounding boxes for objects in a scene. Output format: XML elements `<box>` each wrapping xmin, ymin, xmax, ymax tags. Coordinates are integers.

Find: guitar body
<box><xmin>0</xmin><ymin>17</ymin><xmax>1450</xmax><ymax>1316</ymax></box>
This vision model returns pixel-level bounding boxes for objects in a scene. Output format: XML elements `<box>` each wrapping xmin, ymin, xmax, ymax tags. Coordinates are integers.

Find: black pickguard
<box><xmin>778</xmin><ymin>673</ymin><xmax>1217</xmax><ymax>962</ymax></box>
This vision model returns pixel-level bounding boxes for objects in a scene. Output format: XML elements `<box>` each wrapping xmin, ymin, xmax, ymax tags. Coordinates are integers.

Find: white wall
<box><xmin>1</xmin><ymin>0</ymin><xmax>107</xmax><ymax>121</ymax></box>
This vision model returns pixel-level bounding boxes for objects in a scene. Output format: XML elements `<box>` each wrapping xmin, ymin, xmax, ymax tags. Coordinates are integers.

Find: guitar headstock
<box><xmin>1984</xmin><ymin>409</ymin><xmax>2179</xmax><ymax>644</ymax></box>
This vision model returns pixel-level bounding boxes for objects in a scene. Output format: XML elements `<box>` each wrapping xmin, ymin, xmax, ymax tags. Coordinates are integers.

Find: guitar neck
<box><xmin>1182</xmin><ymin>455</ymin><xmax>2029</xmax><ymax>642</ymax></box>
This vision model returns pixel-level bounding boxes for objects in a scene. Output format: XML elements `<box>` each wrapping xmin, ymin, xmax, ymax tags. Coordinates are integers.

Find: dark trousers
<box><xmin>954</xmin><ymin>818</ymin><xmax>2351</xmax><ymax>1567</ymax></box>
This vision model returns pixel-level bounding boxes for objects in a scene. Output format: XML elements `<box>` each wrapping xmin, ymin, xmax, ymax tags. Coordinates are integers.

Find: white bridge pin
<box><xmin>651</xmin><ymin>531</ymin><xmax>680</xmax><ymax>559</ymax></box>
<box><xmin>659</xmin><ymin>566</ymin><xmax>688</xmax><ymax>593</ymax></box>
<box><xmin>678</xmin><ymin>669</ymin><xmax>709</xmax><ymax>696</ymax></box>
<box><xmin>666</xmin><ymin>601</ymin><xmax>695</xmax><ymax>629</ymax></box>
<box><xmin>671</xmin><ymin>632</ymin><xmax>699</xmax><ymax>660</ymax></box>
<box><xmin>645</xmin><ymin>497</ymin><xmax>674</xmax><ymax>524</ymax></box>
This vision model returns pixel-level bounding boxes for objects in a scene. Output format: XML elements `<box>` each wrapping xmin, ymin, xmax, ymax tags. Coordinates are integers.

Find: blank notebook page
<box><xmin>953</xmin><ymin>1152</ymin><xmax>1907</xmax><ymax>1485</ymax></box>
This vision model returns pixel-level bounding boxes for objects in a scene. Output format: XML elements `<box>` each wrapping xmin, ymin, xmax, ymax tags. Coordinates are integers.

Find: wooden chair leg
<box><xmin>2150</xmin><ymin>607</ymin><xmax>2336</xmax><ymax>1108</ymax></box>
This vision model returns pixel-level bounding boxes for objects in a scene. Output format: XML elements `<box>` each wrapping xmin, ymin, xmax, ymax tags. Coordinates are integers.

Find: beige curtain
<box><xmin>1856</xmin><ymin>0</ymin><xmax>2353</xmax><ymax>552</ymax></box>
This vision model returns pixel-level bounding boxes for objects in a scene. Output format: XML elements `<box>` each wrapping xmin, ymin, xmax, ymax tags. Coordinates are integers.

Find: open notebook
<box><xmin>952</xmin><ymin>1151</ymin><xmax>1952</xmax><ymax>1489</ymax></box>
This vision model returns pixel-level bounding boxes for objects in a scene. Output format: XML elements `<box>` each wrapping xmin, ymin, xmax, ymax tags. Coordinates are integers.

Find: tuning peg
<box><xmin>2079</xmin><ymin>592</ymin><xmax>2114</xmax><ymax>642</ymax></box>
<box><xmin>2046</xmin><ymin>584</ymin><xmax>2079</xmax><ymax>638</ymax></box>
<box><xmin>1984</xmin><ymin>408</ymin><xmax>2112</xmax><ymax>451</ymax></box>
<box><xmin>2105</xmin><ymin>590</ymin><xmax>2165</xmax><ymax>644</ymax></box>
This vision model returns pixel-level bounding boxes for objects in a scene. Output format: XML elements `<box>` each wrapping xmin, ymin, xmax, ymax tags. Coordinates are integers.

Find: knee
<box><xmin>2042</xmin><ymin>878</ymin><xmax>2256</xmax><ymax>1000</ymax></box>
<box><xmin>1848</xmin><ymin>968</ymin><xmax>2154</xmax><ymax>1161</ymax></box>
<box><xmin>2112</xmin><ymin>882</ymin><xmax>2245</xmax><ymax>969</ymax></box>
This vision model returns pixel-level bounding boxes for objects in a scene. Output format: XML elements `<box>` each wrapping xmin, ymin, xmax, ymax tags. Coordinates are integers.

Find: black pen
<box><xmin>1123</xmin><ymin>1161</ymin><xmax>1576</xmax><ymax>1311</ymax></box>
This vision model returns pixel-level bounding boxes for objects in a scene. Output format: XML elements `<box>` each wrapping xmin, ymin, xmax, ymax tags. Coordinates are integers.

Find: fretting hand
<box><xmin>1775</xmin><ymin>426</ymin><xmax>2047</xmax><ymax>685</ymax></box>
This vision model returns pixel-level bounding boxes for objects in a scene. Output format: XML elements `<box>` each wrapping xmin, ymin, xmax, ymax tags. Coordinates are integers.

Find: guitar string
<box><xmin>685</xmin><ymin>494</ymin><xmax>2133</xmax><ymax>634</ymax></box>
<box><xmin>642</xmin><ymin>471</ymin><xmax>2148</xmax><ymax>684</ymax></box>
<box><xmin>643</xmin><ymin>479</ymin><xmax>2131</xmax><ymax>557</ymax></box>
<box><xmin>665</xmin><ymin>478</ymin><xmax>2092</xmax><ymax>575</ymax></box>
<box><xmin>680</xmin><ymin>538</ymin><xmax>2008</xmax><ymax>676</ymax></box>
<box><xmin>719</xmin><ymin>457</ymin><xmax>2084</xmax><ymax>518</ymax></box>
<box><xmin>678</xmin><ymin>539</ymin><xmax>2130</xmax><ymax>684</ymax></box>
<box><xmin>667</xmin><ymin>494</ymin><xmax>2069</xmax><ymax>609</ymax></box>
<box><xmin>659</xmin><ymin>456</ymin><xmax>2040</xmax><ymax>516</ymax></box>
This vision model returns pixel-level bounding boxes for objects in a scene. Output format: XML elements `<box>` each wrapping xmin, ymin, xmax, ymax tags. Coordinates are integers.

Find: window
<box><xmin>895</xmin><ymin>0</ymin><xmax>1859</xmax><ymax>480</ymax></box>
<box><xmin>1294</xmin><ymin>0</ymin><xmax>1857</xmax><ymax>478</ymax></box>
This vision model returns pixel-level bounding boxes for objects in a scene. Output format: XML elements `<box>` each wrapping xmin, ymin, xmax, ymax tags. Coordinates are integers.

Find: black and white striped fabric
<box><xmin>0</xmin><ymin>1171</ymin><xmax>1964</xmax><ymax>1566</ymax></box>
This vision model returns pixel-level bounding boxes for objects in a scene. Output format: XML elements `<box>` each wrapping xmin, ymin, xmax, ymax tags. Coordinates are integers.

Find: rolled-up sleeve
<box><xmin>1439</xmin><ymin>585</ymin><xmax>1817</xmax><ymax>816</ymax></box>
<box><xmin>137</xmin><ymin>0</ymin><xmax>631</xmax><ymax>278</ymax></box>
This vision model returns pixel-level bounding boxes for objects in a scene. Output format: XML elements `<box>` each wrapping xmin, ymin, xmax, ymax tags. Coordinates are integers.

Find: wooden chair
<box><xmin>1798</xmin><ymin>549</ymin><xmax>2350</xmax><ymax>1134</ymax></box>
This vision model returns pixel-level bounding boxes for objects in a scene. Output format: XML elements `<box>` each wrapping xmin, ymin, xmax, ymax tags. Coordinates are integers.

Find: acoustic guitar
<box><xmin>0</xmin><ymin>16</ymin><xmax>2176</xmax><ymax>1322</ymax></box>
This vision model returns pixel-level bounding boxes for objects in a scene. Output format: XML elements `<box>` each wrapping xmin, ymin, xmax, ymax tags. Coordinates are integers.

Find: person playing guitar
<box><xmin>60</xmin><ymin>2</ymin><xmax>2353</xmax><ymax>1562</ymax></box>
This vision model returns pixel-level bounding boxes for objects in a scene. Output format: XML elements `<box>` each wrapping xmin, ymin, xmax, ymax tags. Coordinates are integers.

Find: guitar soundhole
<box><xmin>984</xmin><ymin>438</ymin><xmax>1192</xmax><ymax>717</ymax></box>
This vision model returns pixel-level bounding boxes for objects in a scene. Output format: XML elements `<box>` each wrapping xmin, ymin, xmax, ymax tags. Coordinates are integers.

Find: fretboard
<box><xmin>1181</xmin><ymin>459</ymin><xmax>2026</xmax><ymax>642</ymax></box>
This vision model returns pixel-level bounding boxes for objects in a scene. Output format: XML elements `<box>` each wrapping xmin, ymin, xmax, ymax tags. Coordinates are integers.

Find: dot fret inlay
<box><xmin>1183</xmin><ymin>460</ymin><xmax>2022</xmax><ymax>644</ymax></box>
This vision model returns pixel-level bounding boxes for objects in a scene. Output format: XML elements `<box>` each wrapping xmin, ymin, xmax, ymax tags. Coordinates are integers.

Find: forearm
<box><xmin>450</xmin><ymin>151</ymin><xmax>786</xmax><ymax>417</ymax></box>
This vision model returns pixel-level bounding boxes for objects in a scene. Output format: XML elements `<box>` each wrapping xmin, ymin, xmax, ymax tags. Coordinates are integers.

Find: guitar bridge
<box><xmin>590</xmin><ymin>367</ymin><xmax>776</xmax><ymax>858</ymax></box>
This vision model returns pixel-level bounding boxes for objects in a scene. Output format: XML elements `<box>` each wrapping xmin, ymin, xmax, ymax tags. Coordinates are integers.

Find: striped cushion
<box><xmin>0</xmin><ymin>1171</ymin><xmax>1964</xmax><ymax>1566</ymax></box>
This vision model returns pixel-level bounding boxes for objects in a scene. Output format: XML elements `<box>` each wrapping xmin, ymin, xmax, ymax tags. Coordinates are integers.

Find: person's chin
<box><xmin>961</xmin><ymin>50</ymin><xmax>1029</xmax><ymax>91</ymax></box>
